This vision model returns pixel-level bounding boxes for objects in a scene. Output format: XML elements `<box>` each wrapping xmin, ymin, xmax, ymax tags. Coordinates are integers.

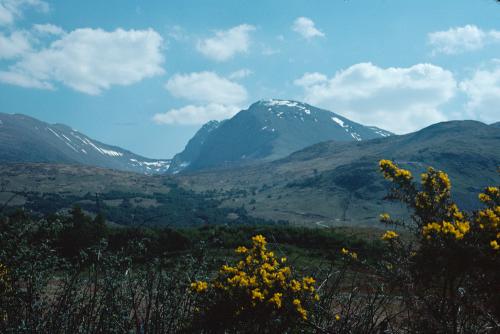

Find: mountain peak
<box><xmin>257</xmin><ymin>99</ymin><xmax>305</xmax><ymax>107</ymax></box>
<box><xmin>168</xmin><ymin>99</ymin><xmax>393</xmax><ymax>173</ymax></box>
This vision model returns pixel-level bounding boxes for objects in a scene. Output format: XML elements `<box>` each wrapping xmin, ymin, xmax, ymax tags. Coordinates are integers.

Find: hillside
<box><xmin>2</xmin><ymin>119</ymin><xmax>498</xmax><ymax>228</ymax></box>
<box><xmin>168</xmin><ymin>100</ymin><xmax>392</xmax><ymax>173</ymax></box>
<box><xmin>178</xmin><ymin>121</ymin><xmax>500</xmax><ymax>227</ymax></box>
<box><xmin>0</xmin><ymin>113</ymin><xmax>170</xmax><ymax>174</ymax></box>
<box><xmin>0</xmin><ymin>163</ymin><xmax>274</xmax><ymax>227</ymax></box>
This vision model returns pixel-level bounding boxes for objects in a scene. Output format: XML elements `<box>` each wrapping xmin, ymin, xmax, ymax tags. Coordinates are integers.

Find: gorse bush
<box><xmin>378</xmin><ymin>160</ymin><xmax>500</xmax><ymax>333</ymax></box>
<box><xmin>188</xmin><ymin>235</ymin><xmax>319</xmax><ymax>332</ymax></box>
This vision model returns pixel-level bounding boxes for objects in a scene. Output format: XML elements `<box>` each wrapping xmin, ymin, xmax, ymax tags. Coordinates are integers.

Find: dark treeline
<box><xmin>1</xmin><ymin>207</ymin><xmax>382</xmax><ymax>264</ymax></box>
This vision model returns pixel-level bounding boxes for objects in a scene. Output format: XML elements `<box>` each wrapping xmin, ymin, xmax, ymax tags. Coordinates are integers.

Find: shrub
<box><xmin>188</xmin><ymin>235</ymin><xmax>319</xmax><ymax>333</ymax></box>
<box><xmin>377</xmin><ymin>160</ymin><xmax>500</xmax><ymax>333</ymax></box>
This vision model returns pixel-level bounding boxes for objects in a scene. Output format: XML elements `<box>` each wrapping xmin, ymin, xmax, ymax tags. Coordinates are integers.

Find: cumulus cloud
<box><xmin>165</xmin><ymin>71</ymin><xmax>247</xmax><ymax>105</ymax></box>
<box><xmin>292</xmin><ymin>17</ymin><xmax>324</xmax><ymax>39</ymax></box>
<box><xmin>32</xmin><ymin>23</ymin><xmax>65</xmax><ymax>35</ymax></box>
<box><xmin>0</xmin><ymin>27</ymin><xmax>165</xmax><ymax>94</ymax></box>
<box><xmin>155</xmin><ymin>71</ymin><xmax>248</xmax><ymax>125</ymax></box>
<box><xmin>0</xmin><ymin>30</ymin><xmax>31</xmax><ymax>59</ymax></box>
<box><xmin>293</xmin><ymin>72</ymin><xmax>327</xmax><ymax>87</ymax></box>
<box><xmin>0</xmin><ymin>69</ymin><xmax>50</xmax><ymax>88</ymax></box>
<box><xmin>295</xmin><ymin>62</ymin><xmax>457</xmax><ymax>133</ymax></box>
<box><xmin>428</xmin><ymin>25</ymin><xmax>500</xmax><ymax>55</ymax></box>
<box><xmin>459</xmin><ymin>61</ymin><xmax>500</xmax><ymax>123</ymax></box>
<box><xmin>153</xmin><ymin>103</ymin><xmax>238</xmax><ymax>125</ymax></box>
<box><xmin>228</xmin><ymin>68</ymin><xmax>252</xmax><ymax>80</ymax></box>
<box><xmin>0</xmin><ymin>0</ymin><xmax>48</xmax><ymax>26</ymax></box>
<box><xmin>196</xmin><ymin>24</ymin><xmax>255</xmax><ymax>61</ymax></box>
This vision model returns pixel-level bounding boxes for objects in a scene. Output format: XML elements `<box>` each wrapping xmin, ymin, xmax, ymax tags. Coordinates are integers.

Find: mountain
<box><xmin>178</xmin><ymin>120</ymin><xmax>500</xmax><ymax>227</ymax></box>
<box><xmin>168</xmin><ymin>99</ymin><xmax>392</xmax><ymax>173</ymax></box>
<box><xmin>0</xmin><ymin>113</ymin><xmax>170</xmax><ymax>174</ymax></box>
<box><xmin>168</xmin><ymin>120</ymin><xmax>223</xmax><ymax>174</ymax></box>
<box><xmin>491</xmin><ymin>121</ymin><xmax>500</xmax><ymax>128</ymax></box>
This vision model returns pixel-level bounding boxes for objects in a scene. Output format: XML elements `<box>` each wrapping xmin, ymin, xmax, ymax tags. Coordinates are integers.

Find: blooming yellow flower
<box><xmin>491</xmin><ymin>240</ymin><xmax>500</xmax><ymax>250</ymax></box>
<box><xmin>235</xmin><ymin>246</ymin><xmax>248</xmax><ymax>254</ymax></box>
<box><xmin>293</xmin><ymin>299</ymin><xmax>307</xmax><ymax>320</ymax></box>
<box><xmin>251</xmin><ymin>288</ymin><xmax>265</xmax><ymax>301</ymax></box>
<box><xmin>190</xmin><ymin>281</ymin><xmax>208</xmax><ymax>293</ymax></box>
<box><xmin>289</xmin><ymin>279</ymin><xmax>302</xmax><ymax>292</ymax></box>
<box><xmin>479</xmin><ymin>193</ymin><xmax>492</xmax><ymax>203</ymax></box>
<box><xmin>335</xmin><ymin>314</ymin><xmax>341</xmax><ymax>321</ymax></box>
<box><xmin>381</xmin><ymin>230</ymin><xmax>399</xmax><ymax>241</ymax></box>
<box><xmin>341</xmin><ymin>247</ymin><xmax>358</xmax><ymax>260</ymax></box>
<box><xmin>379</xmin><ymin>213</ymin><xmax>390</xmax><ymax>222</ymax></box>
<box><xmin>252</xmin><ymin>234</ymin><xmax>267</xmax><ymax>248</ymax></box>
<box><xmin>268</xmin><ymin>292</ymin><xmax>283</xmax><ymax>309</ymax></box>
<box><xmin>379</xmin><ymin>159</ymin><xmax>413</xmax><ymax>181</ymax></box>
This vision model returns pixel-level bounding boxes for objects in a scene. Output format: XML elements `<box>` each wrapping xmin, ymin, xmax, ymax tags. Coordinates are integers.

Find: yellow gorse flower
<box><xmin>422</xmin><ymin>220</ymin><xmax>470</xmax><ymax>240</ymax></box>
<box><xmin>292</xmin><ymin>299</ymin><xmax>308</xmax><ymax>320</ymax></box>
<box><xmin>268</xmin><ymin>292</ymin><xmax>283</xmax><ymax>308</ymax></box>
<box><xmin>379</xmin><ymin>159</ymin><xmax>413</xmax><ymax>182</ymax></box>
<box><xmin>379</xmin><ymin>213</ymin><xmax>391</xmax><ymax>222</ymax></box>
<box><xmin>381</xmin><ymin>230</ymin><xmax>399</xmax><ymax>241</ymax></box>
<box><xmin>340</xmin><ymin>247</ymin><xmax>358</xmax><ymax>260</ymax></box>
<box><xmin>190</xmin><ymin>281</ymin><xmax>208</xmax><ymax>293</ymax></box>
<box><xmin>235</xmin><ymin>246</ymin><xmax>248</xmax><ymax>254</ymax></box>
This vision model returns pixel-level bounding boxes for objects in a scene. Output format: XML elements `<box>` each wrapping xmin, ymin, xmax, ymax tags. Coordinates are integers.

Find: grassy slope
<box><xmin>178</xmin><ymin>121</ymin><xmax>500</xmax><ymax>227</ymax></box>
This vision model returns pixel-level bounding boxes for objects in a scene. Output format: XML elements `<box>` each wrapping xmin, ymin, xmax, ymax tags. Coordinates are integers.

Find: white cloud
<box><xmin>428</xmin><ymin>25</ymin><xmax>500</xmax><ymax>55</ymax></box>
<box><xmin>196</xmin><ymin>24</ymin><xmax>255</xmax><ymax>61</ymax></box>
<box><xmin>153</xmin><ymin>103</ymin><xmax>238</xmax><ymax>125</ymax></box>
<box><xmin>165</xmin><ymin>71</ymin><xmax>247</xmax><ymax>105</ymax></box>
<box><xmin>33</xmin><ymin>23</ymin><xmax>64</xmax><ymax>35</ymax></box>
<box><xmin>261</xmin><ymin>46</ymin><xmax>280</xmax><ymax>56</ymax></box>
<box><xmin>228</xmin><ymin>68</ymin><xmax>252</xmax><ymax>80</ymax></box>
<box><xmin>292</xmin><ymin>17</ymin><xmax>324</xmax><ymax>39</ymax></box>
<box><xmin>158</xmin><ymin>71</ymin><xmax>248</xmax><ymax>125</ymax></box>
<box><xmin>295</xmin><ymin>62</ymin><xmax>457</xmax><ymax>133</ymax></box>
<box><xmin>0</xmin><ymin>30</ymin><xmax>31</xmax><ymax>59</ymax></box>
<box><xmin>293</xmin><ymin>72</ymin><xmax>327</xmax><ymax>87</ymax></box>
<box><xmin>0</xmin><ymin>69</ymin><xmax>50</xmax><ymax>88</ymax></box>
<box><xmin>0</xmin><ymin>28</ymin><xmax>165</xmax><ymax>94</ymax></box>
<box><xmin>0</xmin><ymin>0</ymin><xmax>48</xmax><ymax>26</ymax></box>
<box><xmin>459</xmin><ymin>61</ymin><xmax>500</xmax><ymax>123</ymax></box>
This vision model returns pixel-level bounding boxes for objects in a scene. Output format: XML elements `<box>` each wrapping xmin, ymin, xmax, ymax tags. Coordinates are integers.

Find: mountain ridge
<box><xmin>178</xmin><ymin>120</ymin><xmax>500</xmax><ymax>226</ymax></box>
<box><xmin>168</xmin><ymin>99</ymin><xmax>393</xmax><ymax>173</ymax></box>
<box><xmin>0</xmin><ymin>112</ymin><xmax>170</xmax><ymax>174</ymax></box>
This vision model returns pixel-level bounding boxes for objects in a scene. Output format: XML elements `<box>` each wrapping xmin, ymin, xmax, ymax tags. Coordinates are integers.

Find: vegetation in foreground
<box><xmin>0</xmin><ymin>160</ymin><xmax>499</xmax><ymax>333</ymax></box>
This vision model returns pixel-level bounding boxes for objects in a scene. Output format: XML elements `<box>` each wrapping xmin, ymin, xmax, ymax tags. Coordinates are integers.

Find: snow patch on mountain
<box><xmin>129</xmin><ymin>158</ymin><xmax>170</xmax><ymax>172</ymax></box>
<box><xmin>47</xmin><ymin>127</ymin><xmax>62</xmax><ymax>139</ymax></box>
<box><xmin>262</xmin><ymin>99</ymin><xmax>312</xmax><ymax>116</ymax></box>
<box><xmin>367</xmin><ymin>126</ymin><xmax>392</xmax><ymax>137</ymax></box>
<box><xmin>331</xmin><ymin>117</ymin><xmax>347</xmax><ymax>128</ymax></box>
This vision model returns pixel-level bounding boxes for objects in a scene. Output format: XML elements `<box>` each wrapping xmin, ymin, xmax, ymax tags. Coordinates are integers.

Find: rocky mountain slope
<box><xmin>168</xmin><ymin>100</ymin><xmax>392</xmax><ymax>173</ymax></box>
<box><xmin>0</xmin><ymin>113</ymin><xmax>170</xmax><ymax>174</ymax></box>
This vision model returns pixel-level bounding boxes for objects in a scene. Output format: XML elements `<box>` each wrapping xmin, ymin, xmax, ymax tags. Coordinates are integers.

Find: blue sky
<box><xmin>1</xmin><ymin>0</ymin><xmax>500</xmax><ymax>158</ymax></box>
